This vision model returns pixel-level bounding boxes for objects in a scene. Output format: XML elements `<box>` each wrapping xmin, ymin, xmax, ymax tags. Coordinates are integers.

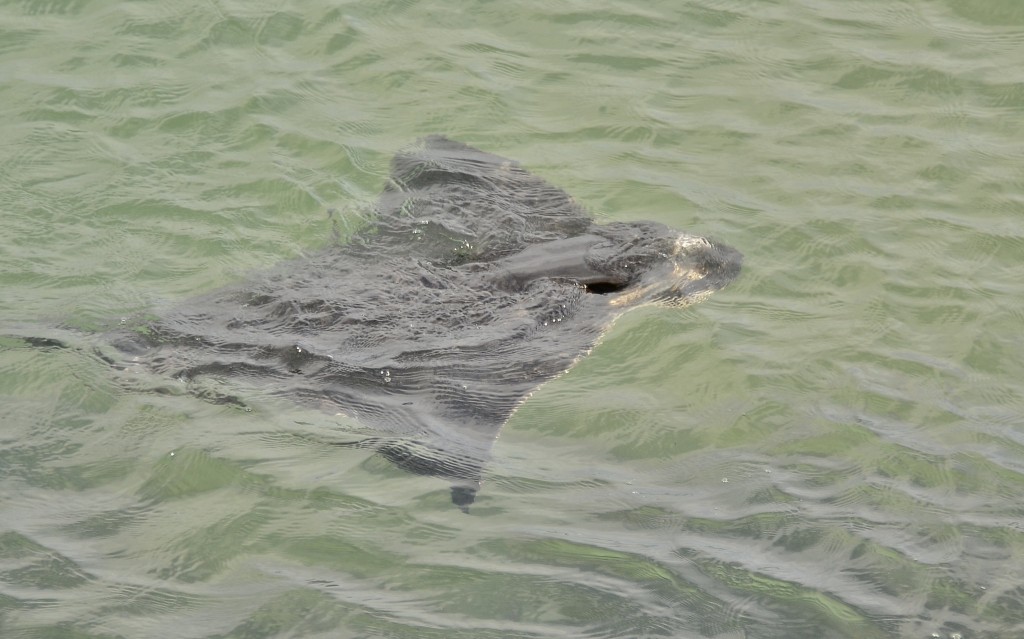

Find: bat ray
<box><xmin>43</xmin><ymin>136</ymin><xmax>744</xmax><ymax>509</ymax></box>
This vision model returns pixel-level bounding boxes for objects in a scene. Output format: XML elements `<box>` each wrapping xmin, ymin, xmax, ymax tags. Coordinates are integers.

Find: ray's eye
<box><xmin>583</xmin><ymin>280</ymin><xmax>627</xmax><ymax>295</ymax></box>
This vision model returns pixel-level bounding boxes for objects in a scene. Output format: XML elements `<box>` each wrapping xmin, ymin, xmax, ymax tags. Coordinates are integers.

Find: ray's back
<box><xmin>108</xmin><ymin>136</ymin><xmax>741</xmax><ymax>506</ymax></box>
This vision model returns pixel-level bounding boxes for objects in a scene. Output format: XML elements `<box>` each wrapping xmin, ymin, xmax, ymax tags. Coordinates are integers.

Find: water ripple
<box><xmin>3</xmin><ymin>0</ymin><xmax>1024</xmax><ymax>636</ymax></box>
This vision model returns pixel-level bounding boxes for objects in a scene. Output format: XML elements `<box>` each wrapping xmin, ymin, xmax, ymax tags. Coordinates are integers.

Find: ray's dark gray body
<box><xmin>111</xmin><ymin>136</ymin><xmax>742</xmax><ymax>508</ymax></box>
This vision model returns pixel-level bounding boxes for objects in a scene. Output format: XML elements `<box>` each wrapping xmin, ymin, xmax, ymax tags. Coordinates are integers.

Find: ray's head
<box><xmin>585</xmin><ymin>221</ymin><xmax>743</xmax><ymax>310</ymax></box>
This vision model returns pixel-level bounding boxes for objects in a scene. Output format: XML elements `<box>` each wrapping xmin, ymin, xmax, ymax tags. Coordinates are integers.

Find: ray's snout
<box><xmin>663</xmin><ymin>234</ymin><xmax>743</xmax><ymax>305</ymax></box>
<box><xmin>679</xmin><ymin>234</ymin><xmax>743</xmax><ymax>290</ymax></box>
<box><xmin>609</xmin><ymin>232</ymin><xmax>742</xmax><ymax>308</ymax></box>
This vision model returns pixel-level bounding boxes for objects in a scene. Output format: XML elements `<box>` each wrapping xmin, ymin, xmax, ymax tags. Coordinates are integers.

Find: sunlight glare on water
<box><xmin>1</xmin><ymin>0</ymin><xmax>1024</xmax><ymax>638</ymax></box>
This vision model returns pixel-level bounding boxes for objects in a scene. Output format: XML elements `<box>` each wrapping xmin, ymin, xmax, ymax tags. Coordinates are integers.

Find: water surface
<box><xmin>2</xmin><ymin>0</ymin><xmax>1023</xmax><ymax>637</ymax></box>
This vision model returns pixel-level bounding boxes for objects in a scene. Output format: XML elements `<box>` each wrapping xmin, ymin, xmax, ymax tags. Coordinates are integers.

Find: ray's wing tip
<box><xmin>405</xmin><ymin>135</ymin><xmax>515</xmax><ymax>166</ymax></box>
<box><xmin>450</xmin><ymin>484</ymin><xmax>478</xmax><ymax>512</ymax></box>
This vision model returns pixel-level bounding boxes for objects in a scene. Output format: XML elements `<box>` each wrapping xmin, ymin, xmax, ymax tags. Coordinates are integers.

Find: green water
<box><xmin>2</xmin><ymin>0</ymin><xmax>1024</xmax><ymax>637</ymax></box>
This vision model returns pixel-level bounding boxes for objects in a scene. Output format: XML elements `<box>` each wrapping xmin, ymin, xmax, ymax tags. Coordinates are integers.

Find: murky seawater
<box><xmin>2</xmin><ymin>0</ymin><xmax>1023</xmax><ymax>637</ymax></box>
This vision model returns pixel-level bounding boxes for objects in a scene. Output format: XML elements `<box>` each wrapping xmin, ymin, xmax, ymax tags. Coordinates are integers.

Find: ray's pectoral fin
<box><xmin>387</xmin><ymin>134</ymin><xmax>519</xmax><ymax>189</ymax></box>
